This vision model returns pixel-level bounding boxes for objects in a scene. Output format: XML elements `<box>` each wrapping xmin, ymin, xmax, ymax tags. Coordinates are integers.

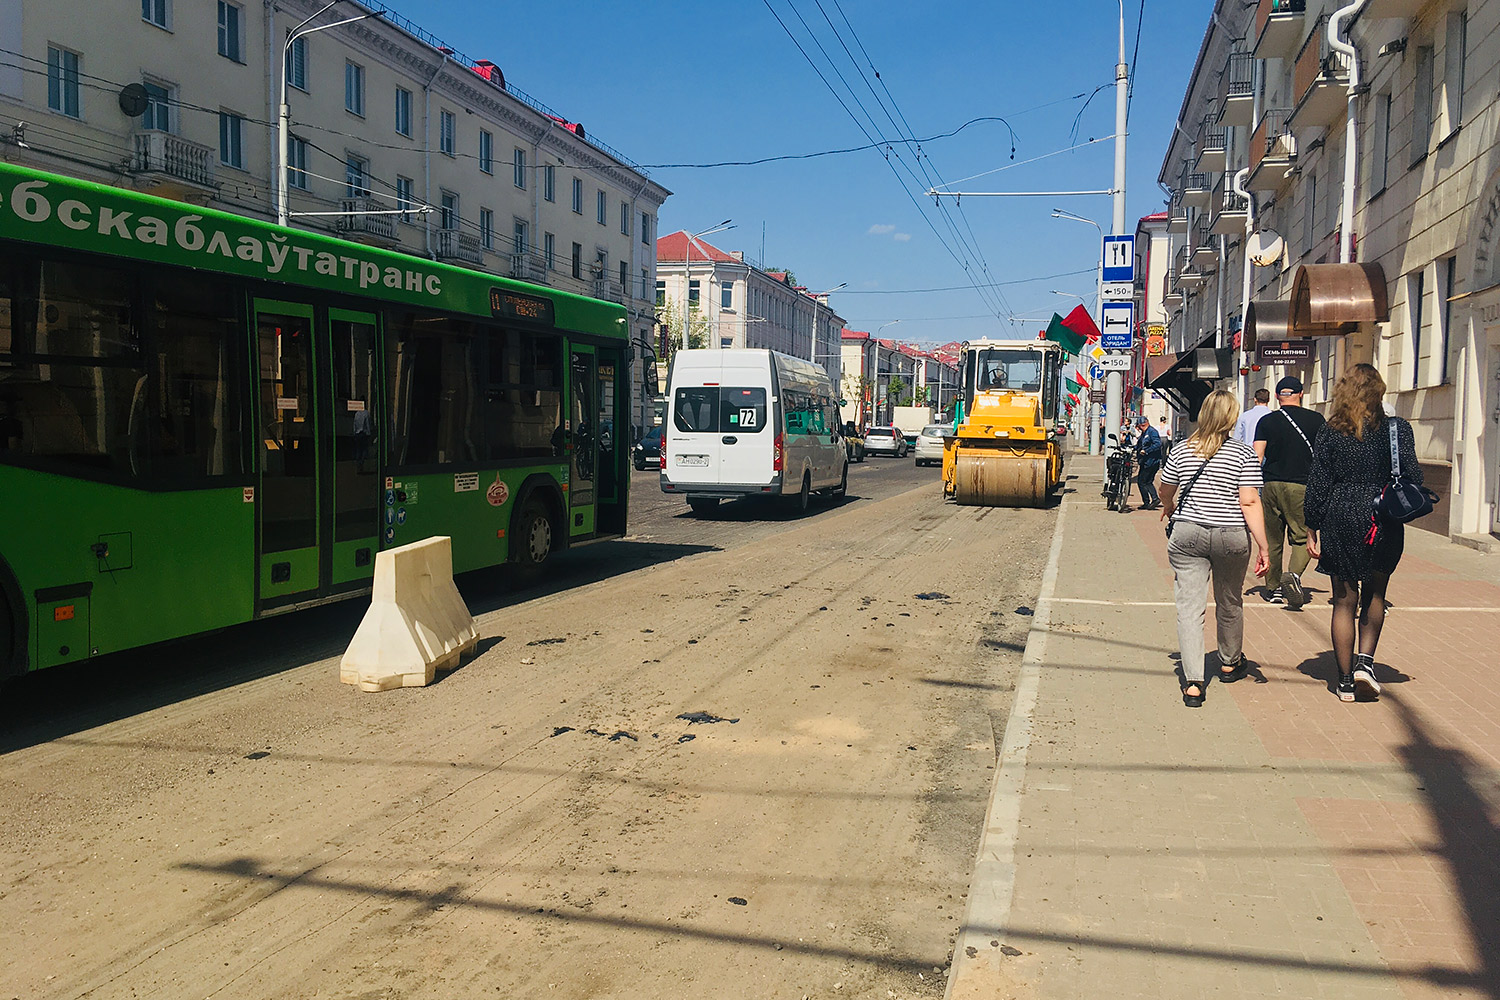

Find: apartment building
<box><xmin>1</xmin><ymin>0</ymin><xmax>669</xmax><ymax>428</ymax></box>
<box><xmin>655</xmin><ymin>232</ymin><xmax>846</xmax><ymax>385</ymax></box>
<box><xmin>1155</xmin><ymin>0</ymin><xmax>1500</xmax><ymax>544</ymax></box>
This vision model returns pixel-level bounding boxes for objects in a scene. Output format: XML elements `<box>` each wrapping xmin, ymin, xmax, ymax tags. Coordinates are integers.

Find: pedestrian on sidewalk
<box><xmin>1304</xmin><ymin>364</ymin><xmax>1420</xmax><ymax>703</ymax></box>
<box><xmin>1159</xmin><ymin>389</ymin><xmax>1270</xmax><ymax>708</ymax></box>
<box><xmin>1233</xmin><ymin>388</ymin><xmax>1272</xmax><ymax>446</ymax></box>
<box><xmin>1159</xmin><ymin>416</ymin><xmax>1173</xmax><ymax>460</ymax></box>
<box><xmin>1134</xmin><ymin>415</ymin><xmax>1162</xmax><ymax>509</ymax></box>
<box><xmin>1254</xmin><ymin>376</ymin><xmax>1325</xmax><ymax>609</ymax></box>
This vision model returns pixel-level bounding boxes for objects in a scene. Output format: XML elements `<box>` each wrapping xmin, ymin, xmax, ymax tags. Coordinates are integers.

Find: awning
<box><xmin>1242</xmin><ymin>298</ymin><xmax>1292</xmax><ymax>356</ymax></box>
<box><xmin>1145</xmin><ymin>332</ymin><xmax>1225</xmax><ymax>420</ymax></box>
<box><xmin>1288</xmin><ymin>262</ymin><xmax>1389</xmax><ymax>335</ymax></box>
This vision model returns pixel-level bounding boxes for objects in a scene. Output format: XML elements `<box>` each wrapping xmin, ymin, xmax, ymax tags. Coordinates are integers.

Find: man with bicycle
<box><xmin>1254</xmin><ymin>376</ymin><xmax>1325</xmax><ymax>608</ymax></box>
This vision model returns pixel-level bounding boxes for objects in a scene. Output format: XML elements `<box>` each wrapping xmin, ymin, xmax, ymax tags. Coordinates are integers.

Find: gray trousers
<box><xmin>1167</xmin><ymin>521</ymin><xmax>1251</xmax><ymax>683</ymax></box>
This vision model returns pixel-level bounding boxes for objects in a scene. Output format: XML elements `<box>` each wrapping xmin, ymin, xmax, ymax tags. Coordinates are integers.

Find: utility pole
<box><xmin>1105</xmin><ymin>0</ymin><xmax>1128</xmax><ymax>460</ymax></box>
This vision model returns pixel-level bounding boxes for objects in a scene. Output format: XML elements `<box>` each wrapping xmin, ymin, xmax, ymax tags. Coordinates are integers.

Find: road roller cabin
<box><xmin>941</xmin><ymin>339</ymin><xmax>1067</xmax><ymax>507</ymax></box>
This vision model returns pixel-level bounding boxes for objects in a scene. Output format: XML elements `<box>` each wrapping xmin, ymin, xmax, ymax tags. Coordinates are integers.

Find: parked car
<box><xmin>913</xmin><ymin>423</ymin><xmax>948</xmax><ymax>466</ymax></box>
<box><xmin>864</xmin><ymin>426</ymin><xmax>908</xmax><ymax>457</ymax></box>
<box><xmin>843</xmin><ymin>421</ymin><xmax>866</xmax><ymax>463</ymax></box>
<box><xmin>633</xmin><ymin>425</ymin><xmax>662</xmax><ymax>470</ymax></box>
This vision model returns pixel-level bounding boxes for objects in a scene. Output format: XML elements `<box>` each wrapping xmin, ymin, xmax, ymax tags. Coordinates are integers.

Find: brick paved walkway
<box><xmin>949</xmin><ymin>458</ymin><xmax>1500</xmax><ymax>1000</ymax></box>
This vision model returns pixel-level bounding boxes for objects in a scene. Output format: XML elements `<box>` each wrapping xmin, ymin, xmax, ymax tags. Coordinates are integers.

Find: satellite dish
<box><xmin>1247</xmin><ymin>229</ymin><xmax>1285</xmax><ymax>267</ymax></box>
<box><xmin>118</xmin><ymin>83</ymin><xmax>150</xmax><ymax>118</ymax></box>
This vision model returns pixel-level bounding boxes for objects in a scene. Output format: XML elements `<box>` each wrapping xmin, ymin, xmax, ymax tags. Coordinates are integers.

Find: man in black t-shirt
<box><xmin>1253</xmin><ymin>376</ymin><xmax>1325</xmax><ymax>608</ymax></box>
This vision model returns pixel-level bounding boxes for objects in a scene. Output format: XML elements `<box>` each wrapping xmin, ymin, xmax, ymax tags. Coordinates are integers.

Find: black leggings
<box><xmin>1329</xmin><ymin>573</ymin><xmax>1391</xmax><ymax>676</ymax></box>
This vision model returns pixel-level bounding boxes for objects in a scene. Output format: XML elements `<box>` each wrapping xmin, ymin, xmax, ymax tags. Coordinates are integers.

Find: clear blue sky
<box><xmin>403</xmin><ymin>1</ymin><xmax>1206</xmax><ymax>348</ymax></box>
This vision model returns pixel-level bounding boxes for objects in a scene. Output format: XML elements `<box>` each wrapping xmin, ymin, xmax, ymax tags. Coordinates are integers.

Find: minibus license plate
<box><xmin>677</xmin><ymin>455</ymin><xmax>709</xmax><ymax>467</ymax></box>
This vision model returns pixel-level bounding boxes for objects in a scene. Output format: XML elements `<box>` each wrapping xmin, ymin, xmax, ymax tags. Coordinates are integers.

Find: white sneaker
<box><xmin>1352</xmin><ymin>655</ymin><xmax>1381</xmax><ymax>697</ymax></box>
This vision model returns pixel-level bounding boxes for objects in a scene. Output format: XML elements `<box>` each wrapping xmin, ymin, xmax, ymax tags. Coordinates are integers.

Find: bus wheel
<box><xmin>515</xmin><ymin>498</ymin><xmax>554</xmax><ymax>567</ymax></box>
<box><xmin>834</xmin><ymin>463</ymin><xmax>848</xmax><ymax>497</ymax></box>
<box><xmin>794</xmin><ymin>472</ymin><xmax>811</xmax><ymax>514</ymax></box>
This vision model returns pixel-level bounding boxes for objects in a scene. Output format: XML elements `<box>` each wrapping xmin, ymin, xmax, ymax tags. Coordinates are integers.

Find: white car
<box><xmin>863</xmin><ymin>426</ymin><xmax>907</xmax><ymax>457</ymax></box>
<box><xmin>913</xmin><ymin>423</ymin><xmax>948</xmax><ymax>466</ymax></box>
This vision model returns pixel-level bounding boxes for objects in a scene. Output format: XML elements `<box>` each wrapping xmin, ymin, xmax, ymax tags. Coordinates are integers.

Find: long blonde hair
<box><xmin>1327</xmin><ymin>362</ymin><xmax>1385</xmax><ymax>440</ymax></box>
<box><xmin>1185</xmin><ymin>389</ymin><xmax>1238</xmax><ymax>460</ymax></box>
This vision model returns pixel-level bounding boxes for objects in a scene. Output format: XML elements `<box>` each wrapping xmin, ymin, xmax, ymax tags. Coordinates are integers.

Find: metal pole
<box><xmin>1105</xmin><ymin>0</ymin><xmax>1128</xmax><ymax>460</ymax></box>
<box><xmin>1328</xmin><ymin>1</ymin><xmax>1367</xmax><ymax>264</ymax></box>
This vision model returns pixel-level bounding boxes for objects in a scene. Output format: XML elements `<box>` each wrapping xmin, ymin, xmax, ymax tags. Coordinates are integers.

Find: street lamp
<box><xmin>807</xmin><ymin>282</ymin><xmax>846</xmax><ymax>364</ymax></box>
<box><xmin>681</xmin><ymin>220</ymin><xmax>733</xmax><ymax>352</ymax></box>
<box><xmin>277</xmin><ymin>1</ymin><xmax>382</xmax><ymax>226</ymax></box>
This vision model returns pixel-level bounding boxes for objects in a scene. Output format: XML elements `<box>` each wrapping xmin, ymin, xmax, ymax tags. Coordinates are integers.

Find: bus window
<box><xmin>151</xmin><ymin>277</ymin><xmax>245</xmax><ymax>480</ymax></box>
<box><xmin>0</xmin><ymin>255</ymin><xmax>147</xmax><ymax>477</ymax></box>
<box><xmin>481</xmin><ymin>328</ymin><xmax>562</xmax><ymax>460</ymax></box>
<box><xmin>386</xmin><ymin>310</ymin><xmax>480</xmax><ymax>467</ymax></box>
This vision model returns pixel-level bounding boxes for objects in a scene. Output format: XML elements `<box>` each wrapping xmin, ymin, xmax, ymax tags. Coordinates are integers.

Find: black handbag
<box><xmin>1373</xmin><ymin>419</ymin><xmax>1438</xmax><ymax>524</ymax></box>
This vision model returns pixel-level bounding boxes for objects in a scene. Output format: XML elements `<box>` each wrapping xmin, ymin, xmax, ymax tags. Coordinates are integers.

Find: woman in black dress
<box><xmin>1304</xmin><ymin>364</ymin><xmax>1420</xmax><ymax>702</ymax></box>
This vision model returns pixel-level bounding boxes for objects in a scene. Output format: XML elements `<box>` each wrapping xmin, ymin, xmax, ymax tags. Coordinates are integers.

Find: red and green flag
<box><xmin>1060</xmin><ymin>304</ymin><xmax>1100</xmax><ymax>341</ymax></box>
<box><xmin>1044</xmin><ymin>313</ymin><xmax>1089</xmax><ymax>356</ymax></box>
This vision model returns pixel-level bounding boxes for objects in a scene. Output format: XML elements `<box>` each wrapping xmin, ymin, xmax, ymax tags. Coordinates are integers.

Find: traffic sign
<box><xmin>1101</xmin><ymin>281</ymin><xmax>1133</xmax><ymax>301</ymax></box>
<box><xmin>1089</xmin><ymin>364</ymin><xmax>1106</xmax><ymax>380</ymax></box>
<box><xmin>1100</xmin><ymin>301</ymin><xmax>1134</xmax><ymax>350</ymax></box>
<box><xmin>1095</xmin><ymin>353</ymin><xmax>1132</xmax><ymax>371</ymax></box>
<box><xmin>1101</xmin><ymin>235</ymin><xmax>1135</xmax><ymax>284</ymax></box>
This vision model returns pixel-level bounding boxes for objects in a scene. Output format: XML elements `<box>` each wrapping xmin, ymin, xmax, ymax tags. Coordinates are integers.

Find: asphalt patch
<box><xmin>677</xmin><ymin>711</ymin><xmax>740</xmax><ymax>725</ymax></box>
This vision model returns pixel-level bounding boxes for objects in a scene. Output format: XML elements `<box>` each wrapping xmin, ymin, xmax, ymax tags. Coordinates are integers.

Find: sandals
<box><xmin>1181</xmin><ymin>682</ymin><xmax>1205</xmax><ymax>708</ymax></box>
<box><xmin>1218</xmin><ymin>656</ymin><xmax>1248</xmax><ymax>683</ymax></box>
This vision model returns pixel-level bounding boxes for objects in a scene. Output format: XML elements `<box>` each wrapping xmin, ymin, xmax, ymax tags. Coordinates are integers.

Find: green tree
<box><xmin>913</xmin><ymin>385</ymin><xmax>930</xmax><ymax>407</ymax></box>
<box><xmin>657</xmin><ymin>299</ymin><xmax>709</xmax><ymax>368</ymax></box>
<box><xmin>888</xmin><ymin>376</ymin><xmax>907</xmax><ymax>407</ymax></box>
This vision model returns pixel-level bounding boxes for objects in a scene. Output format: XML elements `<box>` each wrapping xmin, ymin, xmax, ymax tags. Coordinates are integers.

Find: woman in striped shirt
<box><xmin>1159</xmin><ymin>389</ymin><xmax>1270</xmax><ymax>707</ymax></box>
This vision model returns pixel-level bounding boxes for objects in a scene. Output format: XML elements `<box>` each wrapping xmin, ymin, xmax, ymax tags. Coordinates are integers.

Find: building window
<box><xmin>1370</xmin><ymin>92</ymin><xmax>1392</xmax><ymax>195</ymax></box>
<box><xmin>1302</xmin><ymin>170</ymin><xmax>1317</xmax><ymax>252</ymax></box>
<box><xmin>1412</xmin><ymin>45</ymin><xmax>1434</xmax><ymax>164</ymax></box>
<box><xmin>285</xmin><ymin>36</ymin><xmax>307</xmax><ymax>92</ymax></box>
<box><xmin>344</xmin><ymin>61</ymin><xmax>364</xmax><ymax>116</ymax></box>
<box><xmin>1408</xmin><ymin>269</ymin><xmax>1425</xmax><ymax>390</ymax></box>
<box><xmin>217</xmin><ymin>2</ymin><xmax>243</xmax><ymax>61</ymax></box>
<box><xmin>345</xmin><ymin>154</ymin><xmax>369</xmax><ymax>197</ymax></box>
<box><xmin>439</xmin><ymin>110</ymin><xmax>455</xmax><ymax>155</ymax></box>
<box><xmin>620</xmin><ymin>201</ymin><xmax>630</xmax><ymax>235</ymax></box>
<box><xmin>1441</xmin><ymin>255</ymin><xmax>1456</xmax><ymax>384</ymax></box>
<box><xmin>439</xmin><ymin>191</ymin><xmax>458</xmax><ymax>231</ymax></box>
<box><xmin>395</xmin><ymin>174</ymin><xmax>413</xmax><ymax>220</ymax></box>
<box><xmin>142</xmin><ymin>0</ymin><xmax>169</xmax><ymax>29</ymax></box>
<box><xmin>544</xmin><ymin>233</ymin><xmax>556</xmax><ymax>271</ymax></box>
<box><xmin>641</xmin><ymin>212</ymin><xmax>651</xmax><ymax>245</ymax></box>
<box><xmin>510</xmin><ymin>147</ymin><xmax>525</xmax><ymax>188</ymax></box>
<box><xmin>287</xmin><ymin>136</ymin><xmax>309</xmax><ymax>190</ymax></box>
<box><xmin>46</xmin><ymin>46</ymin><xmax>80</xmax><ymax>118</ymax></box>
<box><xmin>596</xmin><ymin>189</ymin><xmax>607</xmax><ymax>225</ymax></box>
<box><xmin>721</xmin><ymin>282</ymin><xmax>733</xmax><ymax>310</ymax></box>
<box><xmin>479</xmin><ymin>208</ymin><xmax>494</xmax><ymax>251</ymax></box>
<box><xmin>544</xmin><ymin>165</ymin><xmax>556</xmax><ymax>202</ymax></box>
<box><xmin>141</xmin><ymin>80</ymin><xmax>172</xmax><ymax>132</ymax></box>
<box><xmin>513</xmin><ymin>219</ymin><xmax>529</xmax><ymax>255</ymax></box>
<box><xmin>218</xmin><ymin>111</ymin><xmax>244</xmax><ymax>168</ymax></box>
<box><xmin>571</xmin><ymin>177</ymin><xmax>583</xmax><ymax>214</ymax></box>
<box><xmin>688</xmin><ymin>280</ymin><xmax>700</xmax><ymax>305</ymax></box>
<box><xmin>641</xmin><ymin>267</ymin><xmax>649</xmax><ymax>300</ymax></box>
<box><xmin>394</xmin><ymin>87</ymin><xmax>412</xmax><ymax>137</ymax></box>
<box><xmin>655</xmin><ymin>280</ymin><xmax>666</xmax><ymax>306</ymax></box>
<box><xmin>1441</xmin><ymin>11</ymin><xmax>1466</xmax><ymax>139</ymax></box>
<box><xmin>571</xmin><ymin>242</ymin><xmax>583</xmax><ymax>280</ymax></box>
<box><xmin>479</xmin><ymin>130</ymin><xmax>493</xmax><ymax>174</ymax></box>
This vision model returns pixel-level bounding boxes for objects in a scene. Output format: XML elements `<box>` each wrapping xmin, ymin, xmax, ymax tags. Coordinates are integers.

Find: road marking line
<box><xmin>1050</xmin><ymin>598</ymin><xmax>1500</xmax><ymax>612</ymax></box>
<box><xmin>945</xmin><ymin>494</ymin><xmax>1067</xmax><ymax>997</ymax></box>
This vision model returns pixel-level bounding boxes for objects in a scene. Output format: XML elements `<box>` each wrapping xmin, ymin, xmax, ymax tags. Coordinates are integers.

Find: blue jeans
<box><xmin>1137</xmin><ymin>461</ymin><xmax>1160</xmax><ymax>507</ymax></box>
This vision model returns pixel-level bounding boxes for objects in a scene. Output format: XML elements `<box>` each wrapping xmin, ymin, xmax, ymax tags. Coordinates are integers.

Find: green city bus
<box><xmin>0</xmin><ymin>164</ymin><xmax>631</xmax><ymax>677</ymax></box>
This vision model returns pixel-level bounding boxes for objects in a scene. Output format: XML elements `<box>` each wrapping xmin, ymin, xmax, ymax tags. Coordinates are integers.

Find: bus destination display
<box><xmin>490</xmin><ymin>289</ymin><xmax>554</xmax><ymax>326</ymax></box>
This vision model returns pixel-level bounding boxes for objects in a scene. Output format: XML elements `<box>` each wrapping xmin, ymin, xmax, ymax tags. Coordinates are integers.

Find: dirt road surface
<box><xmin>2</xmin><ymin>462</ymin><xmax>1057</xmax><ymax>999</ymax></box>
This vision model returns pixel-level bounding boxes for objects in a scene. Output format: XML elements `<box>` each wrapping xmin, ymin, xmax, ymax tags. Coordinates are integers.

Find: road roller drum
<box><xmin>952</xmin><ymin>451</ymin><xmax>1048</xmax><ymax>507</ymax></box>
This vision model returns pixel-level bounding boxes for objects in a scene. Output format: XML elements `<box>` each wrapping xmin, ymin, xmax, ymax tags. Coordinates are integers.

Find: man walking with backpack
<box><xmin>1254</xmin><ymin>376</ymin><xmax>1325</xmax><ymax>608</ymax></box>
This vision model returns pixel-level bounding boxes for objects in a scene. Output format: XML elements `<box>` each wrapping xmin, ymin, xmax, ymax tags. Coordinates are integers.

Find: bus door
<box><xmin>253</xmin><ymin>300</ymin><xmax>381</xmax><ymax>608</ymax></box>
<box><xmin>568</xmin><ymin>346</ymin><xmax>597</xmax><ymax>538</ymax></box>
<box><xmin>595</xmin><ymin>347</ymin><xmax>626</xmax><ymax>535</ymax></box>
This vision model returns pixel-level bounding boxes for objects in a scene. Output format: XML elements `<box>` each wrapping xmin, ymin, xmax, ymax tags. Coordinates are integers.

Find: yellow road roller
<box><xmin>941</xmin><ymin>339</ymin><xmax>1067</xmax><ymax>507</ymax></box>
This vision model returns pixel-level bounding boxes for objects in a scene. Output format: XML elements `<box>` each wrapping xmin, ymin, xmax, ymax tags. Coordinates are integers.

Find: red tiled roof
<box><xmin>841</xmin><ymin>328</ymin><xmax>870</xmax><ymax>340</ymax></box>
<box><xmin>1139</xmin><ymin>211</ymin><xmax>1168</xmax><ymax>222</ymax></box>
<box><xmin>656</xmin><ymin>231</ymin><xmax>740</xmax><ymax>263</ymax></box>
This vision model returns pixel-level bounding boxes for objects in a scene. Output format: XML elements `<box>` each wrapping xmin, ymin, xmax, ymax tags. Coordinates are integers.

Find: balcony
<box><xmin>1167</xmin><ymin>192</ymin><xmax>1190</xmax><ymax>233</ymax></box>
<box><xmin>1362</xmin><ymin>0</ymin><xmax>1421</xmax><ymax>17</ymax></box>
<box><xmin>1211</xmin><ymin>178</ymin><xmax>1249</xmax><ymax>235</ymax></box>
<box><xmin>509</xmin><ymin>251</ymin><xmax>548</xmax><ymax>285</ymax></box>
<box><xmin>335</xmin><ymin>198</ymin><xmax>398</xmax><ymax>245</ymax></box>
<box><xmin>1220</xmin><ymin>52</ymin><xmax>1256</xmax><ymax>128</ymax></box>
<box><xmin>1194</xmin><ymin>114</ymin><xmax>1227</xmax><ymax>173</ymax></box>
<box><xmin>1176</xmin><ymin>245</ymin><xmax>1204</xmax><ymax>289</ymax></box>
<box><xmin>1247</xmin><ymin>109</ymin><xmax>1296</xmax><ymax>191</ymax></box>
<box><xmin>1182</xmin><ymin>172</ymin><xmax>1212</xmax><ymax>210</ymax></box>
<box><xmin>1252</xmin><ymin>0</ymin><xmax>1306</xmax><ymax>61</ymax></box>
<box><xmin>592</xmin><ymin>278</ymin><xmax>625</xmax><ymax>304</ymax></box>
<box><xmin>434</xmin><ymin>228</ymin><xmax>482</xmax><ymax>265</ymax></box>
<box><xmin>1192</xmin><ymin>218</ymin><xmax>1218</xmax><ymax>268</ymax></box>
<box><xmin>1290</xmin><ymin>15</ymin><xmax>1350</xmax><ymax>132</ymax></box>
<box><xmin>128</xmin><ymin>131</ymin><xmax>215</xmax><ymax>201</ymax></box>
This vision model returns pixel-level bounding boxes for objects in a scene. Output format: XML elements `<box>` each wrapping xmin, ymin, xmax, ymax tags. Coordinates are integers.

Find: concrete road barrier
<box><xmin>339</xmin><ymin>536</ymin><xmax>478</xmax><ymax>692</ymax></box>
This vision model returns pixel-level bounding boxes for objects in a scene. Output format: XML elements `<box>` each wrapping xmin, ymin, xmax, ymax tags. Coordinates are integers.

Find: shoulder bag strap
<box><xmin>1281</xmin><ymin>408</ymin><xmax>1313</xmax><ymax>454</ymax></box>
<box><xmin>1388</xmin><ymin>418</ymin><xmax>1401</xmax><ymax>480</ymax></box>
<box><xmin>1169</xmin><ymin>448</ymin><xmax>1217</xmax><ymax>528</ymax></box>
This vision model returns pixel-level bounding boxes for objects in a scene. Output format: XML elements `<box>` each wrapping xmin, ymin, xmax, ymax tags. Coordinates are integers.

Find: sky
<box><xmin>400</xmin><ymin>1</ymin><xmax>1207</xmax><ymax>349</ymax></box>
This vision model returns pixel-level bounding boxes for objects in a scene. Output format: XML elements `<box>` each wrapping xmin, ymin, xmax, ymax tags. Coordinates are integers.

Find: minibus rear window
<box><xmin>674</xmin><ymin>386</ymin><xmax>718</xmax><ymax>432</ymax></box>
<box><xmin>720</xmin><ymin>387</ymin><xmax>767</xmax><ymax>433</ymax></box>
<box><xmin>673</xmin><ymin>386</ymin><xmax>767</xmax><ymax>433</ymax></box>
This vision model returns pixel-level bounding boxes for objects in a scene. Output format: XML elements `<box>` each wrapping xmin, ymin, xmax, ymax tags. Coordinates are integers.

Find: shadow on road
<box><xmin>0</xmin><ymin>538</ymin><xmax>716</xmax><ymax>753</ymax></box>
<box><xmin>670</xmin><ymin>493</ymin><xmax>867</xmax><ymax>523</ymax></box>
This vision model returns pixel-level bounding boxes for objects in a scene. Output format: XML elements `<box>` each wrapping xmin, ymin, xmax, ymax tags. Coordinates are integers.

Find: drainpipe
<box><xmin>1328</xmin><ymin>1</ymin><xmax>1368</xmax><ymax>264</ymax></box>
<box><xmin>1216</xmin><ymin>235</ymin><xmax>1227</xmax><ymax>350</ymax></box>
<box><xmin>421</xmin><ymin>51</ymin><xmax>450</xmax><ymax>259</ymax></box>
<box><xmin>1233</xmin><ymin>167</ymin><xmax>1256</xmax><ymax>400</ymax></box>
